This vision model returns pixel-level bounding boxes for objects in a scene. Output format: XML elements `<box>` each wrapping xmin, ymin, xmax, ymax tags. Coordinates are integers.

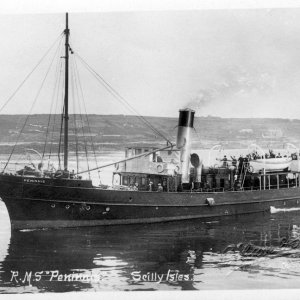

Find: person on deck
<box><xmin>222</xmin><ymin>155</ymin><xmax>228</xmax><ymax>167</ymax></box>
<box><xmin>231</xmin><ymin>156</ymin><xmax>237</xmax><ymax>168</ymax></box>
<box><xmin>133</xmin><ymin>182</ymin><xmax>139</xmax><ymax>191</ymax></box>
<box><xmin>149</xmin><ymin>181</ymin><xmax>153</xmax><ymax>191</ymax></box>
<box><xmin>238</xmin><ymin>155</ymin><xmax>243</xmax><ymax>174</ymax></box>
<box><xmin>243</xmin><ymin>156</ymin><xmax>249</xmax><ymax>169</ymax></box>
<box><xmin>36</xmin><ymin>162</ymin><xmax>43</xmax><ymax>177</ymax></box>
<box><xmin>157</xmin><ymin>183</ymin><xmax>163</xmax><ymax>192</ymax></box>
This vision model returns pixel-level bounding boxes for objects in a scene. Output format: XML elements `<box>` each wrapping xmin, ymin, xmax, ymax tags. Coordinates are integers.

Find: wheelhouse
<box><xmin>113</xmin><ymin>146</ymin><xmax>182</xmax><ymax>191</ymax></box>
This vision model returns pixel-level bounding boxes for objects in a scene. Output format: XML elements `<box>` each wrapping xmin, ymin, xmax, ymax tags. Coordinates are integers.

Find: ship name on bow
<box><xmin>23</xmin><ymin>179</ymin><xmax>46</xmax><ymax>184</ymax></box>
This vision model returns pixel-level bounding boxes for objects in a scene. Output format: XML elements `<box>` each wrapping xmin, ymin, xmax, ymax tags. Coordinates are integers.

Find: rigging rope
<box><xmin>76</xmin><ymin>144</ymin><xmax>173</xmax><ymax>175</ymax></box>
<box><xmin>2</xmin><ymin>33</ymin><xmax>176</xmax><ymax>175</ymax></box>
<box><xmin>70</xmin><ymin>59</ymin><xmax>80</xmax><ymax>175</ymax></box>
<box><xmin>0</xmin><ymin>33</ymin><xmax>64</xmax><ymax>114</ymax></box>
<box><xmin>74</xmin><ymin>53</ymin><xmax>173</xmax><ymax>146</ymax></box>
<box><xmin>48</xmin><ymin>59</ymin><xmax>64</xmax><ymax>170</ymax></box>
<box><xmin>71</xmin><ymin>58</ymin><xmax>91</xmax><ymax>178</ymax></box>
<box><xmin>58</xmin><ymin>105</ymin><xmax>64</xmax><ymax>170</ymax></box>
<box><xmin>72</xmin><ymin>53</ymin><xmax>100</xmax><ymax>180</ymax></box>
<box><xmin>42</xmin><ymin>37</ymin><xmax>65</xmax><ymax>161</ymax></box>
<box><xmin>58</xmin><ymin>66</ymin><xmax>66</xmax><ymax>169</ymax></box>
<box><xmin>2</xmin><ymin>35</ymin><xmax>64</xmax><ymax>172</ymax></box>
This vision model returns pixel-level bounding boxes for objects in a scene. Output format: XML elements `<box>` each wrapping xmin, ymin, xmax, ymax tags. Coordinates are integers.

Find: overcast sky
<box><xmin>1</xmin><ymin>7</ymin><xmax>300</xmax><ymax>118</ymax></box>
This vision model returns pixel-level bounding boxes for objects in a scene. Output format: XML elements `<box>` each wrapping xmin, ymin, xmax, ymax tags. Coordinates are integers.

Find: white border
<box><xmin>1</xmin><ymin>0</ymin><xmax>300</xmax><ymax>14</ymax></box>
<box><xmin>0</xmin><ymin>0</ymin><xmax>300</xmax><ymax>299</ymax></box>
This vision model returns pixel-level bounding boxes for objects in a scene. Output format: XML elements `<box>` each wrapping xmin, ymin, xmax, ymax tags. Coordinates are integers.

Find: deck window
<box><xmin>220</xmin><ymin>178</ymin><xmax>225</xmax><ymax>188</ymax></box>
<box><xmin>130</xmin><ymin>177</ymin><xmax>135</xmax><ymax>185</ymax></box>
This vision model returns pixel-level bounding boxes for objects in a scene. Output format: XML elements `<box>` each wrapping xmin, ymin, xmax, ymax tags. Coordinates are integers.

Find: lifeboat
<box><xmin>250</xmin><ymin>157</ymin><xmax>292</xmax><ymax>172</ymax></box>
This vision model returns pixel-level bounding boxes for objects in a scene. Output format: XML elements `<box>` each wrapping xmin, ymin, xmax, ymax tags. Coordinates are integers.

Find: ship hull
<box><xmin>0</xmin><ymin>174</ymin><xmax>300</xmax><ymax>229</ymax></box>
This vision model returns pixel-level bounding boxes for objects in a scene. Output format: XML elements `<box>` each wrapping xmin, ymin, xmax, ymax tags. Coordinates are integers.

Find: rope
<box><xmin>73</xmin><ymin>74</ymin><xmax>91</xmax><ymax>178</ymax></box>
<box><xmin>0</xmin><ymin>33</ymin><xmax>64</xmax><ymax>114</ymax></box>
<box><xmin>74</xmin><ymin>53</ymin><xmax>173</xmax><ymax>146</ymax></box>
<box><xmin>58</xmin><ymin>105</ymin><xmax>64</xmax><ymax>170</ymax></box>
<box><xmin>57</xmin><ymin>62</ymin><xmax>66</xmax><ymax>170</ymax></box>
<box><xmin>42</xmin><ymin>37</ymin><xmax>64</xmax><ymax>161</ymax></box>
<box><xmin>76</xmin><ymin>144</ymin><xmax>173</xmax><ymax>175</ymax></box>
<box><xmin>70</xmin><ymin>56</ymin><xmax>80</xmax><ymax>174</ymax></box>
<box><xmin>2</xmin><ymin>36</ymin><xmax>63</xmax><ymax>172</ymax></box>
<box><xmin>48</xmin><ymin>60</ymin><xmax>64</xmax><ymax>169</ymax></box>
<box><xmin>72</xmin><ymin>53</ymin><xmax>100</xmax><ymax>180</ymax></box>
<box><xmin>69</xmin><ymin>53</ymin><xmax>91</xmax><ymax>177</ymax></box>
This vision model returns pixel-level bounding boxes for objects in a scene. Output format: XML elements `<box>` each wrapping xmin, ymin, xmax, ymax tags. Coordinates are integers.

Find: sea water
<box><xmin>0</xmin><ymin>208</ymin><xmax>300</xmax><ymax>292</ymax></box>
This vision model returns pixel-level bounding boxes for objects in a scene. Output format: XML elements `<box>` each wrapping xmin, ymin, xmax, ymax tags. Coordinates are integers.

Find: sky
<box><xmin>1</xmin><ymin>2</ymin><xmax>300</xmax><ymax>118</ymax></box>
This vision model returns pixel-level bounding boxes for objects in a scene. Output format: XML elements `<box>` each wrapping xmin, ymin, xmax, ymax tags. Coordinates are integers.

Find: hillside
<box><xmin>0</xmin><ymin>114</ymin><xmax>299</xmax><ymax>154</ymax></box>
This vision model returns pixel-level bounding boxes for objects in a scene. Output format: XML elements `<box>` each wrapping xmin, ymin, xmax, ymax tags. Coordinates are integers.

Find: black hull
<box><xmin>0</xmin><ymin>174</ymin><xmax>299</xmax><ymax>229</ymax></box>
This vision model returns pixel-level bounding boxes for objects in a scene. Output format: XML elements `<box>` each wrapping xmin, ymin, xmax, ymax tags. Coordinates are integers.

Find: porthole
<box><xmin>86</xmin><ymin>205</ymin><xmax>91</xmax><ymax>211</ymax></box>
<box><xmin>51</xmin><ymin>203</ymin><xmax>55</xmax><ymax>208</ymax></box>
<box><xmin>65</xmin><ymin>205</ymin><xmax>70</xmax><ymax>210</ymax></box>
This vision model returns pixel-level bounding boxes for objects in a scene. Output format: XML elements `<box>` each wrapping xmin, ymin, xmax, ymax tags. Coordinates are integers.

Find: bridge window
<box><xmin>130</xmin><ymin>177</ymin><xmax>135</xmax><ymax>185</ymax></box>
<box><xmin>135</xmin><ymin>149</ymin><xmax>142</xmax><ymax>155</ymax></box>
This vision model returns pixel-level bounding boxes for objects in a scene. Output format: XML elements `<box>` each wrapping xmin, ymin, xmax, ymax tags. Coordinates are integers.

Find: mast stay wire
<box><xmin>2</xmin><ymin>35</ymin><xmax>64</xmax><ymax>172</ymax></box>
<box><xmin>70</xmin><ymin>56</ymin><xmax>80</xmax><ymax>175</ymax></box>
<box><xmin>71</xmin><ymin>51</ymin><xmax>100</xmax><ymax>180</ymax></box>
<box><xmin>47</xmin><ymin>59</ymin><xmax>64</xmax><ymax>169</ymax></box>
<box><xmin>74</xmin><ymin>53</ymin><xmax>174</xmax><ymax>146</ymax></box>
<box><xmin>58</xmin><ymin>67</ymin><xmax>66</xmax><ymax>169</ymax></box>
<box><xmin>58</xmin><ymin>105</ymin><xmax>64</xmax><ymax>170</ymax></box>
<box><xmin>42</xmin><ymin>37</ymin><xmax>65</xmax><ymax>162</ymax></box>
<box><xmin>0</xmin><ymin>33</ymin><xmax>64</xmax><ymax>114</ymax></box>
<box><xmin>70</xmin><ymin>55</ymin><xmax>91</xmax><ymax>179</ymax></box>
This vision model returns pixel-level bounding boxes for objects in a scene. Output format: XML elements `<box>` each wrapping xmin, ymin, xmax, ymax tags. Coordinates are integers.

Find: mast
<box><xmin>63</xmin><ymin>12</ymin><xmax>69</xmax><ymax>171</ymax></box>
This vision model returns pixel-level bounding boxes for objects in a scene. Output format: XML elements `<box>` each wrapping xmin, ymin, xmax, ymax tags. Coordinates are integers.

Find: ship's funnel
<box><xmin>176</xmin><ymin>109</ymin><xmax>195</xmax><ymax>184</ymax></box>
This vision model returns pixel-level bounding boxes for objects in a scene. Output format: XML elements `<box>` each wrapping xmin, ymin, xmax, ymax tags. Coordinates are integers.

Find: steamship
<box><xmin>1</xmin><ymin>13</ymin><xmax>300</xmax><ymax>230</ymax></box>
